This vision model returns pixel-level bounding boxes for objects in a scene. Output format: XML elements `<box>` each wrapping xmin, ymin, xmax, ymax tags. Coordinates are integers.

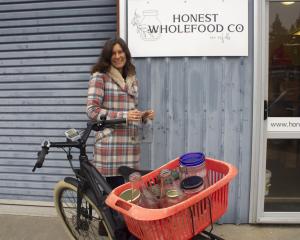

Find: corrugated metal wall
<box><xmin>136</xmin><ymin>2</ymin><xmax>254</xmax><ymax>223</ymax></box>
<box><xmin>137</xmin><ymin>56</ymin><xmax>253</xmax><ymax>224</ymax></box>
<box><xmin>0</xmin><ymin>0</ymin><xmax>117</xmax><ymax>201</ymax></box>
<box><xmin>0</xmin><ymin>0</ymin><xmax>253</xmax><ymax>224</ymax></box>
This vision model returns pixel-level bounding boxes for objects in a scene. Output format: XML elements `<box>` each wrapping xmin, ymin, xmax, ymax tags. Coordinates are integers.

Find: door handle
<box><xmin>264</xmin><ymin>100</ymin><xmax>268</xmax><ymax>120</ymax></box>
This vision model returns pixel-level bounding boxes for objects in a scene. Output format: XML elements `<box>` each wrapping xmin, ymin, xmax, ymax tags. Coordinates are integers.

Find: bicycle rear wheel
<box><xmin>54</xmin><ymin>180</ymin><xmax>113</xmax><ymax>240</ymax></box>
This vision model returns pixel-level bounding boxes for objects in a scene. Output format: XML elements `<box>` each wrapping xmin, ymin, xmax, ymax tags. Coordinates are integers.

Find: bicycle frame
<box><xmin>77</xmin><ymin>159</ymin><xmax>124</xmax><ymax>237</ymax></box>
<box><xmin>33</xmin><ymin>119</ymin><xmax>128</xmax><ymax>239</ymax></box>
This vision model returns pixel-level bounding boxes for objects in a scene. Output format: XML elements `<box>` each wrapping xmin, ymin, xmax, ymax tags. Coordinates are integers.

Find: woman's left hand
<box><xmin>142</xmin><ymin>110</ymin><xmax>155</xmax><ymax>121</ymax></box>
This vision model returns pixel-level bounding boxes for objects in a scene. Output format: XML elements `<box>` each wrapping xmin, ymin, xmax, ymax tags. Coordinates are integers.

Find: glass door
<box><xmin>265</xmin><ymin>1</ymin><xmax>300</xmax><ymax>214</ymax></box>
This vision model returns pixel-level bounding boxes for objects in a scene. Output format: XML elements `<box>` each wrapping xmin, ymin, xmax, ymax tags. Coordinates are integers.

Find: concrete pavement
<box><xmin>0</xmin><ymin>214</ymin><xmax>300</xmax><ymax>240</ymax></box>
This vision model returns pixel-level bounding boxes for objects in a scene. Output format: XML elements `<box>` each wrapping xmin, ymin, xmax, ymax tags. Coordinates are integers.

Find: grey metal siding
<box><xmin>136</xmin><ymin>2</ymin><xmax>254</xmax><ymax>224</ymax></box>
<box><xmin>0</xmin><ymin>0</ymin><xmax>117</xmax><ymax>201</ymax></box>
<box><xmin>137</xmin><ymin>56</ymin><xmax>253</xmax><ymax>224</ymax></box>
<box><xmin>0</xmin><ymin>0</ymin><xmax>253</xmax><ymax>224</ymax></box>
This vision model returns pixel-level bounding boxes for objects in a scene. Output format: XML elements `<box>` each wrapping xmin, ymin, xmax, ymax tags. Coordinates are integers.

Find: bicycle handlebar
<box><xmin>99</xmin><ymin>118</ymin><xmax>126</xmax><ymax>125</ymax></box>
<box><xmin>32</xmin><ymin>140</ymin><xmax>50</xmax><ymax>172</ymax></box>
<box><xmin>32</xmin><ymin>118</ymin><xmax>126</xmax><ymax>172</ymax></box>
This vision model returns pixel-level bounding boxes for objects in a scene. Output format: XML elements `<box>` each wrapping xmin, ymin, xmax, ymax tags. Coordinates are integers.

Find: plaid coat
<box><xmin>86</xmin><ymin>66</ymin><xmax>141</xmax><ymax>176</ymax></box>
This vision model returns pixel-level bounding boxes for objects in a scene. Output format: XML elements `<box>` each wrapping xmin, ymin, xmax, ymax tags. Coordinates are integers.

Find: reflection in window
<box><xmin>269</xmin><ymin>2</ymin><xmax>300</xmax><ymax>117</ymax></box>
<box><xmin>265</xmin><ymin>139</ymin><xmax>300</xmax><ymax>212</ymax></box>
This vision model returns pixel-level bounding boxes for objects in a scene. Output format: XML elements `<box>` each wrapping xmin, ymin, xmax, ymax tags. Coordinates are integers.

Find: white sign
<box><xmin>268</xmin><ymin>117</ymin><xmax>300</xmax><ymax>132</ymax></box>
<box><xmin>126</xmin><ymin>0</ymin><xmax>248</xmax><ymax>57</ymax></box>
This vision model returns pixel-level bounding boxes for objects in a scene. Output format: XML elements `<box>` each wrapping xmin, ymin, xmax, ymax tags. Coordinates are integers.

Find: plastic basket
<box><xmin>105</xmin><ymin>157</ymin><xmax>238</xmax><ymax>240</ymax></box>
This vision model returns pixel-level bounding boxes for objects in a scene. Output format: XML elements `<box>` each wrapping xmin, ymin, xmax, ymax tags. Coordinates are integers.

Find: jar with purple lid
<box><xmin>179</xmin><ymin>152</ymin><xmax>207</xmax><ymax>181</ymax></box>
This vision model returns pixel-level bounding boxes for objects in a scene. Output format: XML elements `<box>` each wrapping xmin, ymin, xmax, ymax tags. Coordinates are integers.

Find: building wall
<box><xmin>0</xmin><ymin>0</ymin><xmax>117</xmax><ymax>201</ymax></box>
<box><xmin>137</xmin><ymin>56</ymin><xmax>253</xmax><ymax>223</ymax></box>
<box><xmin>0</xmin><ymin>0</ymin><xmax>253</xmax><ymax>223</ymax></box>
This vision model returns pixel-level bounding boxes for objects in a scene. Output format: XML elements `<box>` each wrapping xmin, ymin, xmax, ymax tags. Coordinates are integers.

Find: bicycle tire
<box><xmin>54</xmin><ymin>180</ymin><xmax>113</xmax><ymax>240</ymax></box>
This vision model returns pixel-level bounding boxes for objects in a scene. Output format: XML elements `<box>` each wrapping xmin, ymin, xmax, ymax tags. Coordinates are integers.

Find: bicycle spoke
<box><xmin>57</xmin><ymin>187</ymin><xmax>109</xmax><ymax>240</ymax></box>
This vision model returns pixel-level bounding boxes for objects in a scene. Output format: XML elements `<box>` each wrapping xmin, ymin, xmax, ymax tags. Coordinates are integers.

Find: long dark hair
<box><xmin>91</xmin><ymin>37</ymin><xmax>136</xmax><ymax>77</ymax></box>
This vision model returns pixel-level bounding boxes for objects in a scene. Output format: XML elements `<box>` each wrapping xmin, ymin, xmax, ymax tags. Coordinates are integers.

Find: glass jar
<box><xmin>119</xmin><ymin>188</ymin><xmax>141</xmax><ymax>204</ymax></box>
<box><xmin>179</xmin><ymin>152</ymin><xmax>207</xmax><ymax>180</ymax></box>
<box><xmin>128</xmin><ymin>172</ymin><xmax>142</xmax><ymax>204</ymax></box>
<box><xmin>129</xmin><ymin>172</ymin><xmax>159</xmax><ymax>209</ymax></box>
<box><xmin>180</xmin><ymin>176</ymin><xmax>204</xmax><ymax>195</ymax></box>
<box><xmin>148</xmin><ymin>182</ymin><xmax>161</xmax><ymax>199</ymax></box>
<box><xmin>159</xmin><ymin>169</ymin><xmax>185</xmax><ymax>208</ymax></box>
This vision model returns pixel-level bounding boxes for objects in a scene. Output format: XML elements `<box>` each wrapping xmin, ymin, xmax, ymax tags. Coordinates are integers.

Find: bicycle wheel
<box><xmin>54</xmin><ymin>180</ymin><xmax>113</xmax><ymax>240</ymax></box>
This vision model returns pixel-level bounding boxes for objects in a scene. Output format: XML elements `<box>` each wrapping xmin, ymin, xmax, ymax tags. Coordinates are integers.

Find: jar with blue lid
<box><xmin>179</xmin><ymin>152</ymin><xmax>207</xmax><ymax>182</ymax></box>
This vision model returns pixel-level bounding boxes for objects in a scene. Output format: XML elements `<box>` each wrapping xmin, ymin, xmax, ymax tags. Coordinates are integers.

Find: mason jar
<box><xmin>179</xmin><ymin>152</ymin><xmax>207</xmax><ymax>180</ymax></box>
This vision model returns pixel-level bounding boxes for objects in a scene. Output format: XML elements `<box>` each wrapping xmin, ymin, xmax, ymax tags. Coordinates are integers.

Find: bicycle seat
<box><xmin>118</xmin><ymin>166</ymin><xmax>152</xmax><ymax>182</ymax></box>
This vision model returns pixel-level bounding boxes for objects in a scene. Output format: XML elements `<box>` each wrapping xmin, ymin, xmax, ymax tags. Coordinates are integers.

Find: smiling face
<box><xmin>111</xmin><ymin>43</ymin><xmax>127</xmax><ymax>73</ymax></box>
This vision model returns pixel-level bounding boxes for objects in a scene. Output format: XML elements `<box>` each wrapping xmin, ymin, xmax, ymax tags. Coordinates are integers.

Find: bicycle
<box><xmin>32</xmin><ymin>118</ymin><xmax>146</xmax><ymax>240</ymax></box>
<box><xmin>33</xmin><ymin>118</ymin><xmax>235</xmax><ymax>240</ymax></box>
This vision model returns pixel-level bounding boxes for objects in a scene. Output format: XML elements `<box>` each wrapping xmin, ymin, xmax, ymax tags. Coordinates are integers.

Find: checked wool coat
<box><xmin>86</xmin><ymin>66</ymin><xmax>141</xmax><ymax>176</ymax></box>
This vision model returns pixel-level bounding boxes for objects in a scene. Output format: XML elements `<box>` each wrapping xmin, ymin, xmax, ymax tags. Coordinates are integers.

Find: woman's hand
<box><xmin>127</xmin><ymin>109</ymin><xmax>143</xmax><ymax>122</ymax></box>
<box><xmin>142</xmin><ymin>110</ymin><xmax>155</xmax><ymax>121</ymax></box>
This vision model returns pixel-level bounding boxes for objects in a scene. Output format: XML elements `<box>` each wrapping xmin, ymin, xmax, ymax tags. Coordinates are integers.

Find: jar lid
<box><xmin>181</xmin><ymin>176</ymin><xmax>203</xmax><ymax>190</ymax></box>
<box><xmin>179</xmin><ymin>152</ymin><xmax>205</xmax><ymax>166</ymax></box>
<box><xmin>166</xmin><ymin>189</ymin><xmax>180</xmax><ymax>198</ymax></box>
<box><xmin>119</xmin><ymin>188</ymin><xmax>140</xmax><ymax>203</ymax></box>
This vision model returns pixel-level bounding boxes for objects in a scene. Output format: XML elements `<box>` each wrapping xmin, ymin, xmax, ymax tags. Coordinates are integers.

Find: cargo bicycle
<box><xmin>32</xmin><ymin>118</ymin><xmax>237</xmax><ymax>240</ymax></box>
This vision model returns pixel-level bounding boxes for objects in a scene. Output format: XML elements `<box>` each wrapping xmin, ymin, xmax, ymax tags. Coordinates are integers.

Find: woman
<box><xmin>86</xmin><ymin>37</ymin><xmax>154</xmax><ymax>189</ymax></box>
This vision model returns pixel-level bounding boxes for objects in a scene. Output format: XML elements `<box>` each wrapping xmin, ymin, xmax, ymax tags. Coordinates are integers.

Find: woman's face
<box><xmin>111</xmin><ymin>43</ymin><xmax>127</xmax><ymax>72</ymax></box>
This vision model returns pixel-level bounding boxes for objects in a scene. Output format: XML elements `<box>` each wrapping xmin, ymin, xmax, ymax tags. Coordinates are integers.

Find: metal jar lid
<box><xmin>166</xmin><ymin>189</ymin><xmax>181</xmax><ymax>198</ymax></box>
<box><xmin>181</xmin><ymin>176</ymin><xmax>203</xmax><ymax>190</ymax></box>
<box><xmin>119</xmin><ymin>188</ymin><xmax>141</xmax><ymax>203</ymax></box>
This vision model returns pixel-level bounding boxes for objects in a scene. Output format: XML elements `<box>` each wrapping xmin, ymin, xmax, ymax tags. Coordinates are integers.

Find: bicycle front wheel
<box><xmin>54</xmin><ymin>180</ymin><xmax>113</xmax><ymax>240</ymax></box>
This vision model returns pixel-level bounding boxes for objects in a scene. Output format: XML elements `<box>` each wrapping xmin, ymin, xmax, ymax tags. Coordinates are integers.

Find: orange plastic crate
<box><xmin>106</xmin><ymin>157</ymin><xmax>238</xmax><ymax>240</ymax></box>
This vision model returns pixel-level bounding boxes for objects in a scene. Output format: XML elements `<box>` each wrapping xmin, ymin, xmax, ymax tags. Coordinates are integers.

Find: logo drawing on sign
<box><xmin>131</xmin><ymin>10</ymin><xmax>161</xmax><ymax>41</ymax></box>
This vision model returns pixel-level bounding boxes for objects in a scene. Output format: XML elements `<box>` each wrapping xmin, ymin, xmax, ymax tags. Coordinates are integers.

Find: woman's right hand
<box><xmin>127</xmin><ymin>109</ymin><xmax>143</xmax><ymax>122</ymax></box>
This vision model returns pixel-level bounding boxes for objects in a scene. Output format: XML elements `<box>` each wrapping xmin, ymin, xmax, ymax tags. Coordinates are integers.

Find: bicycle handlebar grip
<box><xmin>32</xmin><ymin>140</ymin><xmax>50</xmax><ymax>172</ymax></box>
<box><xmin>107</xmin><ymin>118</ymin><xmax>126</xmax><ymax>124</ymax></box>
<box><xmin>98</xmin><ymin>118</ymin><xmax>126</xmax><ymax>125</ymax></box>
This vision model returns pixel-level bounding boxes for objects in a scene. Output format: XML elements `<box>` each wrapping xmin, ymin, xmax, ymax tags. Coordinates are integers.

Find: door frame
<box><xmin>250</xmin><ymin>0</ymin><xmax>300</xmax><ymax>223</ymax></box>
